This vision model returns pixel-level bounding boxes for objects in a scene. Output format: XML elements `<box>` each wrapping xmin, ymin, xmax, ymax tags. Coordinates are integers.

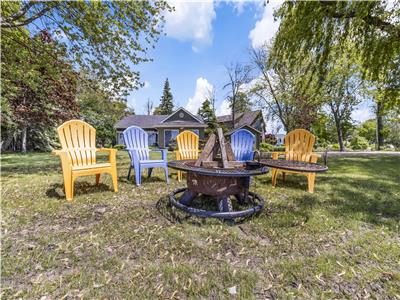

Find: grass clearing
<box><xmin>1</xmin><ymin>152</ymin><xmax>399</xmax><ymax>298</ymax></box>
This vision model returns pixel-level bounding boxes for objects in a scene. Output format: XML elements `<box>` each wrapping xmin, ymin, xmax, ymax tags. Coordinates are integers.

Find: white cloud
<box><xmin>216</xmin><ymin>99</ymin><xmax>231</xmax><ymax>116</ymax></box>
<box><xmin>186</xmin><ymin>77</ymin><xmax>214</xmax><ymax>114</ymax></box>
<box><xmin>249</xmin><ymin>0</ymin><xmax>283</xmax><ymax>48</ymax></box>
<box><xmin>165</xmin><ymin>0</ymin><xmax>216</xmax><ymax>51</ymax></box>
<box><xmin>351</xmin><ymin>107</ymin><xmax>374</xmax><ymax>123</ymax></box>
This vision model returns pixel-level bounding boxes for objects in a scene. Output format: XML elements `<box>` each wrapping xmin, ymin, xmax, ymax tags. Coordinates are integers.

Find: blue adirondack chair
<box><xmin>123</xmin><ymin>126</ymin><xmax>169</xmax><ymax>186</ymax></box>
<box><xmin>230</xmin><ymin>129</ymin><xmax>256</xmax><ymax>161</ymax></box>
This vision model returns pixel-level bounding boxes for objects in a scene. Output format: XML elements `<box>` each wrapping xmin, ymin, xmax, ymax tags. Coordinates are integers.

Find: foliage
<box><xmin>1</xmin><ymin>30</ymin><xmax>78</xmax><ymax>152</ymax></box>
<box><xmin>350</xmin><ymin>136</ymin><xmax>369</xmax><ymax>150</ymax></box>
<box><xmin>264</xmin><ymin>134</ymin><xmax>277</xmax><ymax>145</ymax></box>
<box><xmin>272</xmin><ymin>1</ymin><xmax>400</xmax><ymax>109</ymax></box>
<box><xmin>77</xmin><ymin>77</ymin><xmax>132</xmax><ymax>147</ymax></box>
<box><xmin>1</xmin><ymin>1</ymin><xmax>172</xmax><ymax>95</ymax></box>
<box><xmin>358</xmin><ymin>119</ymin><xmax>377</xmax><ymax>144</ymax></box>
<box><xmin>155</xmin><ymin>78</ymin><xmax>174</xmax><ymax>115</ymax></box>
<box><xmin>198</xmin><ymin>99</ymin><xmax>218</xmax><ymax>136</ymax></box>
<box><xmin>259</xmin><ymin>142</ymin><xmax>274</xmax><ymax>152</ymax></box>
<box><xmin>251</xmin><ymin>46</ymin><xmax>321</xmax><ymax>132</ymax></box>
<box><xmin>233</xmin><ymin>92</ymin><xmax>253</xmax><ymax>114</ymax></box>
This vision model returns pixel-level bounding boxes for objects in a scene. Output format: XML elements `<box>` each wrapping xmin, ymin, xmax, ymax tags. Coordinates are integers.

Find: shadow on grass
<box><xmin>46</xmin><ymin>182</ymin><xmax>114</xmax><ymax>199</ymax></box>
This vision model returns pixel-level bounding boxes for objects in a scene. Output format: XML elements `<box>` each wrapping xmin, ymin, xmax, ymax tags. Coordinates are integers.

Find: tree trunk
<box><xmin>334</xmin><ymin>116</ymin><xmax>345</xmax><ymax>152</ymax></box>
<box><xmin>21</xmin><ymin>125</ymin><xmax>27</xmax><ymax>153</ymax></box>
<box><xmin>376</xmin><ymin>102</ymin><xmax>384</xmax><ymax>150</ymax></box>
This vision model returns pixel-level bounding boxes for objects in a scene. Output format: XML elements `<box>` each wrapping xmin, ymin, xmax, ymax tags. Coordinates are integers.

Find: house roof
<box><xmin>217</xmin><ymin>110</ymin><xmax>261</xmax><ymax>128</ymax></box>
<box><xmin>225</xmin><ymin>124</ymin><xmax>262</xmax><ymax>136</ymax></box>
<box><xmin>115</xmin><ymin>107</ymin><xmax>206</xmax><ymax>129</ymax></box>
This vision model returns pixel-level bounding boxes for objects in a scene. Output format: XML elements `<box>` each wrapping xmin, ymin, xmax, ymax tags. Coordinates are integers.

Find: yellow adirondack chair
<box><xmin>271</xmin><ymin>129</ymin><xmax>320</xmax><ymax>193</ymax></box>
<box><xmin>52</xmin><ymin>120</ymin><xmax>118</xmax><ymax>201</ymax></box>
<box><xmin>175</xmin><ymin>130</ymin><xmax>199</xmax><ymax>181</ymax></box>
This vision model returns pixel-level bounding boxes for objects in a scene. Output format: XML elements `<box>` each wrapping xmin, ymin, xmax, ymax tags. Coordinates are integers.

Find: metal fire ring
<box><xmin>168</xmin><ymin>188</ymin><xmax>265</xmax><ymax>220</ymax></box>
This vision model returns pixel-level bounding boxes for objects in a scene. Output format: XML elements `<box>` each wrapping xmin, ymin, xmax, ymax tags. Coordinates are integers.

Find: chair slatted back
<box><xmin>284</xmin><ymin>129</ymin><xmax>315</xmax><ymax>162</ymax></box>
<box><xmin>231</xmin><ymin>129</ymin><xmax>255</xmax><ymax>161</ymax></box>
<box><xmin>176</xmin><ymin>131</ymin><xmax>199</xmax><ymax>160</ymax></box>
<box><xmin>57</xmin><ymin>120</ymin><xmax>97</xmax><ymax>166</ymax></box>
<box><xmin>123</xmin><ymin>126</ymin><xmax>150</xmax><ymax>161</ymax></box>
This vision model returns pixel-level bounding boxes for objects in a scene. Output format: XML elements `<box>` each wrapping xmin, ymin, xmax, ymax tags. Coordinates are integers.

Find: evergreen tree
<box><xmin>156</xmin><ymin>78</ymin><xmax>174</xmax><ymax>115</ymax></box>
<box><xmin>198</xmin><ymin>100</ymin><xmax>218</xmax><ymax>136</ymax></box>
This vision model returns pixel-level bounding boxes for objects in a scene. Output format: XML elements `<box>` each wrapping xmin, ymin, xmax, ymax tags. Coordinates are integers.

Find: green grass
<box><xmin>1</xmin><ymin>151</ymin><xmax>399</xmax><ymax>299</ymax></box>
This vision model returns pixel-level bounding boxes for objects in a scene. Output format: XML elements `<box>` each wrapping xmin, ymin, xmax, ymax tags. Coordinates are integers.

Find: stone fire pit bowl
<box><xmin>168</xmin><ymin>159</ymin><xmax>269</xmax><ymax>222</ymax></box>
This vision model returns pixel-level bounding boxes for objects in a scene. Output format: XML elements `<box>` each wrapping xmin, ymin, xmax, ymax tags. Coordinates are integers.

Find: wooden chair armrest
<box><xmin>310</xmin><ymin>153</ymin><xmax>320</xmax><ymax>163</ymax></box>
<box><xmin>97</xmin><ymin>148</ymin><xmax>117</xmax><ymax>153</ymax></box>
<box><xmin>271</xmin><ymin>151</ymin><xmax>285</xmax><ymax>160</ymax></box>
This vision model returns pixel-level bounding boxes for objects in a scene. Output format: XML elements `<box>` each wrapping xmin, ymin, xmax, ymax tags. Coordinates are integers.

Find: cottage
<box><xmin>115</xmin><ymin>107</ymin><xmax>206</xmax><ymax>148</ymax></box>
<box><xmin>115</xmin><ymin>107</ymin><xmax>266</xmax><ymax>148</ymax></box>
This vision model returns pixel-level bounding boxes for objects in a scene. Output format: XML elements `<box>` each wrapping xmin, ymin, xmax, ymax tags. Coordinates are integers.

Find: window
<box><xmin>190</xmin><ymin>129</ymin><xmax>199</xmax><ymax>136</ymax></box>
<box><xmin>164</xmin><ymin>130</ymin><xmax>179</xmax><ymax>147</ymax></box>
<box><xmin>146</xmin><ymin>131</ymin><xmax>157</xmax><ymax>146</ymax></box>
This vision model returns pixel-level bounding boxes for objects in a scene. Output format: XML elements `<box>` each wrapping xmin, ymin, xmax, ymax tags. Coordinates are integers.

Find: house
<box><xmin>115</xmin><ymin>107</ymin><xmax>207</xmax><ymax>148</ymax></box>
<box><xmin>217</xmin><ymin>110</ymin><xmax>266</xmax><ymax>146</ymax></box>
<box><xmin>275</xmin><ymin>134</ymin><xmax>285</xmax><ymax>145</ymax></box>
<box><xmin>115</xmin><ymin>107</ymin><xmax>266</xmax><ymax>148</ymax></box>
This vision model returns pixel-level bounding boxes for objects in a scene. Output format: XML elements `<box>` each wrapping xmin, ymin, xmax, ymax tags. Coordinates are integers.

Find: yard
<box><xmin>1</xmin><ymin>152</ymin><xmax>399</xmax><ymax>299</ymax></box>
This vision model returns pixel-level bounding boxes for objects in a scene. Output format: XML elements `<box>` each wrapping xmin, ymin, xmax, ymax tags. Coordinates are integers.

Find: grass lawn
<box><xmin>1</xmin><ymin>151</ymin><xmax>399</xmax><ymax>299</ymax></box>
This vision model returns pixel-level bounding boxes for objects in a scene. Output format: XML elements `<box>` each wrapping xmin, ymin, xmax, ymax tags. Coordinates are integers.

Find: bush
<box><xmin>330</xmin><ymin>143</ymin><xmax>340</xmax><ymax>151</ymax></box>
<box><xmin>273</xmin><ymin>146</ymin><xmax>286</xmax><ymax>152</ymax></box>
<box><xmin>350</xmin><ymin>136</ymin><xmax>369</xmax><ymax>150</ymax></box>
<box><xmin>264</xmin><ymin>134</ymin><xmax>277</xmax><ymax>145</ymax></box>
<box><xmin>260</xmin><ymin>142</ymin><xmax>274</xmax><ymax>152</ymax></box>
<box><xmin>113</xmin><ymin>144</ymin><xmax>125</xmax><ymax>150</ymax></box>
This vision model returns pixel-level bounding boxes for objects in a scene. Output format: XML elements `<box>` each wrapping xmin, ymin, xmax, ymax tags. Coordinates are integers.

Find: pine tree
<box><xmin>198</xmin><ymin>100</ymin><xmax>218</xmax><ymax>136</ymax></box>
<box><xmin>156</xmin><ymin>78</ymin><xmax>174</xmax><ymax>115</ymax></box>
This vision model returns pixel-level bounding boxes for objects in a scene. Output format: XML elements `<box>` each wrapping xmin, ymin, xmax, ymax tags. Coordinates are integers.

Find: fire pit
<box><xmin>168</xmin><ymin>128</ymin><xmax>268</xmax><ymax>222</ymax></box>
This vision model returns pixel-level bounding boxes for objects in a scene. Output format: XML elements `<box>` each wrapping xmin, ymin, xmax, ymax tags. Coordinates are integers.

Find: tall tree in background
<box><xmin>271</xmin><ymin>1</ymin><xmax>400</xmax><ymax>145</ymax></box>
<box><xmin>223</xmin><ymin>63</ymin><xmax>253</xmax><ymax>128</ymax></box>
<box><xmin>198</xmin><ymin>100</ymin><xmax>218</xmax><ymax>136</ymax></box>
<box><xmin>1</xmin><ymin>1</ymin><xmax>172</xmax><ymax>95</ymax></box>
<box><xmin>145</xmin><ymin>98</ymin><xmax>154</xmax><ymax>115</ymax></box>
<box><xmin>155</xmin><ymin>78</ymin><xmax>174</xmax><ymax>115</ymax></box>
<box><xmin>1</xmin><ymin>30</ymin><xmax>78</xmax><ymax>152</ymax></box>
<box><xmin>251</xmin><ymin>46</ymin><xmax>320</xmax><ymax>132</ymax></box>
<box><xmin>234</xmin><ymin>92</ymin><xmax>253</xmax><ymax>114</ymax></box>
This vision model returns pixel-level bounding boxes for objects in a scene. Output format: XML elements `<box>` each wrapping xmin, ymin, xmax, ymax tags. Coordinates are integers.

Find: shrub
<box><xmin>330</xmin><ymin>144</ymin><xmax>340</xmax><ymax>151</ymax></box>
<box><xmin>260</xmin><ymin>143</ymin><xmax>274</xmax><ymax>152</ymax></box>
<box><xmin>350</xmin><ymin>136</ymin><xmax>369</xmax><ymax>150</ymax></box>
<box><xmin>273</xmin><ymin>146</ymin><xmax>286</xmax><ymax>152</ymax></box>
<box><xmin>264</xmin><ymin>134</ymin><xmax>277</xmax><ymax>145</ymax></box>
<box><xmin>113</xmin><ymin>144</ymin><xmax>125</xmax><ymax>150</ymax></box>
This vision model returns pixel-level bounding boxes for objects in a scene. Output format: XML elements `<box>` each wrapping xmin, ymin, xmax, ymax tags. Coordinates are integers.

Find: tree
<box><xmin>77</xmin><ymin>77</ymin><xmax>132</xmax><ymax>147</ymax></box>
<box><xmin>198</xmin><ymin>100</ymin><xmax>218</xmax><ymax>136</ymax></box>
<box><xmin>1</xmin><ymin>30</ymin><xmax>78</xmax><ymax>152</ymax></box>
<box><xmin>234</xmin><ymin>92</ymin><xmax>253</xmax><ymax>114</ymax></box>
<box><xmin>1</xmin><ymin>1</ymin><xmax>172</xmax><ymax>95</ymax></box>
<box><xmin>223</xmin><ymin>63</ymin><xmax>253</xmax><ymax>128</ymax></box>
<box><xmin>271</xmin><ymin>1</ymin><xmax>400</xmax><ymax>109</ymax></box>
<box><xmin>145</xmin><ymin>98</ymin><xmax>154</xmax><ymax>115</ymax></box>
<box><xmin>323</xmin><ymin>58</ymin><xmax>361</xmax><ymax>151</ymax></box>
<box><xmin>250</xmin><ymin>45</ymin><xmax>320</xmax><ymax>132</ymax></box>
<box><xmin>156</xmin><ymin>78</ymin><xmax>174</xmax><ymax>115</ymax></box>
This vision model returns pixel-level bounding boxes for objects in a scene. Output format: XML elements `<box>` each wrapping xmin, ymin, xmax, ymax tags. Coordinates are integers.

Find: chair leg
<box><xmin>271</xmin><ymin>168</ymin><xmax>278</xmax><ymax>187</ymax></box>
<box><xmin>127</xmin><ymin>166</ymin><xmax>132</xmax><ymax>181</ymax></box>
<box><xmin>307</xmin><ymin>173</ymin><xmax>316</xmax><ymax>193</ymax></box>
<box><xmin>111</xmin><ymin>167</ymin><xmax>118</xmax><ymax>192</ymax></box>
<box><xmin>64</xmin><ymin>174</ymin><xmax>73</xmax><ymax>201</ymax></box>
<box><xmin>178</xmin><ymin>171</ymin><xmax>182</xmax><ymax>182</ymax></box>
<box><xmin>135</xmin><ymin>166</ymin><xmax>141</xmax><ymax>186</ymax></box>
<box><xmin>70</xmin><ymin>176</ymin><xmax>75</xmax><ymax>200</ymax></box>
<box><xmin>95</xmin><ymin>174</ymin><xmax>100</xmax><ymax>186</ymax></box>
<box><xmin>148</xmin><ymin>168</ymin><xmax>153</xmax><ymax>178</ymax></box>
<box><xmin>164</xmin><ymin>166</ymin><xmax>169</xmax><ymax>184</ymax></box>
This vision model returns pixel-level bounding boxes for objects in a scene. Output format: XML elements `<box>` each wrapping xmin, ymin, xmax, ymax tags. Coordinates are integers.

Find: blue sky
<box><xmin>127</xmin><ymin>0</ymin><xmax>374</xmax><ymax>132</ymax></box>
